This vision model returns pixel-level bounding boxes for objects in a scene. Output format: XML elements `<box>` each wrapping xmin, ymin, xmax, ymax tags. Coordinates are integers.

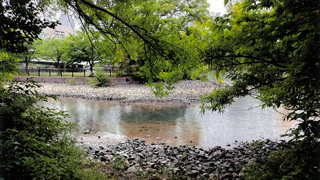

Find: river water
<box><xmin>39</xmin><ymin>96</ymin><xmax>295</xmax><ymax>148</ymax></box>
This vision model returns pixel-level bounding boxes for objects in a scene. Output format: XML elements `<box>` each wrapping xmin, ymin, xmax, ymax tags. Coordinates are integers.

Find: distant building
<box><xmin>59</xmin><ymin>14</ymin><xmax>75</xmax><ymax>28</ymax></box>
<box><xmin>39</xmin><ymin>14</ymin><xmax>76</xmax><ymax>39</ymax></box>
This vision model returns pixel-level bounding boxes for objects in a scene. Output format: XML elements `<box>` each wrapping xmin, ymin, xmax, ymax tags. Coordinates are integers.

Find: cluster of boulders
<box><xmin>86</xmin><ymin>138</ymin><xmax>286</xmax><ymax>179</ymax></box>
<box><xmin>36</xmin><ymin>80</ymin><xmax>222</xmax><ymax>104</ymax></box>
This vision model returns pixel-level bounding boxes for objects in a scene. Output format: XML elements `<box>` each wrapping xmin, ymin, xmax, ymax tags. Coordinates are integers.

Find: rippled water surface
<box><xmin>39</xmin><ymin>97</ymin><xmax>295</xmax><ymax>148</ymax></box>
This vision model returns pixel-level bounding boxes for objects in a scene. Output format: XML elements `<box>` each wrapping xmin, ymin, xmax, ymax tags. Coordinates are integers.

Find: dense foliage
<box><xmin>245</xmin><ymin>140</ymin><xmax>319</xmax><ymax>180</ymax></box>
<box><xmin>34</xmin><ymin>38</ymin><xmax>70</xmax><ymax>68</ymax></box>
<box><xmin>202</xmin><ymin>0</ymin><xmax>320</xmax><ymax>130</ymax></box>
<box><xmin>200</xmin><ymin>0</ymin><xmax>320</xmax><ymax>179</ymax></box>
<box><xmin>62</xmin><ymin>0</ymin><xmax>210</xmax><ymax>82</ymax></box>
<box><xmin>0</xmin><ymin>0</ymin><xmax>56</xmax><ymax>82</ymax></box>
<box><xmin>0</xmin><ymin>1</ymin><xmax>97</xmax><ymax>179</ymax></box>
<box><xmin>0</xmin><ymin>52</ymin><xmax>18</xmax><ymax>85</ymax></box>
<box><xmin>66</xmin><ymin>31</ymin><xmax>104</xmax><ymax>75</ymax></box>
<box><xmin>0</xmin><ymin>0</ymin><xmax>56</xmax><ymax>53</ymax></box>
<box><xmin>14</xmin><ymin>43</ymin><xmax>36</xmax><ymax>73</ymax></box>
<box><xmin>89</xmin><ymin>66</ymin><xmax>110</xmax><ymax>87</ymax></box>
<box><xmin>0</xmin><ymin>81</ymin><xmax>85</xmax><ymax>179</ymax></box>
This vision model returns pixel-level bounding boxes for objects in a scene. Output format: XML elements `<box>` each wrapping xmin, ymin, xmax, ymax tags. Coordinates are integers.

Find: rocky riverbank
<box><xmin>36</xmin><ymin>80</ymin><xmax>223</xmax><ymax>104</ymax></box>
<box><xmin>35</xmin><ymin>80</ymin><xmax>288</xmax><ymax>179</ymax></box>
<box><xmin>85</xmin><ymin>138</ymin><xmax>287</xmax><ymax>179</ymax></box>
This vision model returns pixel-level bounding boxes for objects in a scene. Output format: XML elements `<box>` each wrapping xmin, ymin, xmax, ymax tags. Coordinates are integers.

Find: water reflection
<box><xmin>39</xmin><ymin>97</ymin><xmax>295</xmax><ymax>148</ymax></box>
<box><xmin>120</xmin><ymin>103</ymin><xmax>186</xmax><ymax>122</ymax></box>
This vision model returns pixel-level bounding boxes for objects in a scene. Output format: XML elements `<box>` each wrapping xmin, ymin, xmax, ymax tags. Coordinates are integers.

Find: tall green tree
<box><xmin>202</xmin><ymin>0</ymin><xmax>320</xmax><ymax>138</ymax></box>
<box><xmin>61</xmin><ymin>0</ymin><xmax>210</xmax><ymax>82</ymax></box>
<box><xmin>15</xmin><ymin>43</ymin><xmax>36</xmax><ymax>73</ymax></box>
<box><xmin>0</xmin><ymin>0</ymin><xmax>57</xmax><ymax>82</ymax></box>
<box><xmin>34</xmin><ymin>38</ymin><xmax>70</xmax><ymax>68</ymax></box>
<box><xmin>66</xmin><ymin>31</ymin><xmax>102</xmax><ymax>75</ymax></box>
<box><xmin>0</xmin><ymin>0</ymin><xmax>56</xmax><ymax>53</ymax></box>
<box><xmin>119</xmin><ymin>0</ymin><xmax>210</xmax><ymax>82</ymax></box>
<box><xmin>199</xmin><ymin>0</ymin><xmax>319</xmax><ymax>178</ymax></box>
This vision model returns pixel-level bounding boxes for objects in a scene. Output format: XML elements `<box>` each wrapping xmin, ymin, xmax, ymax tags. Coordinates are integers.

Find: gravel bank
<box><xmin>36</xmin><ymin>80</ymin><xmax>222</xmax><ymax>104</ymax></box>
<box><xmin>86</xmin><ymin>138</ymin><xmax>287</xmax><ymax>179</ymax></box>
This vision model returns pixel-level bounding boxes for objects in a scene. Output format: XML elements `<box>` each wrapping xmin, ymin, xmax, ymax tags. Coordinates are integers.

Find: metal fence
<box><xmin>18</xmin><ymin>68</ymin><xmax>113</xmax><ymax>77</ymax></box>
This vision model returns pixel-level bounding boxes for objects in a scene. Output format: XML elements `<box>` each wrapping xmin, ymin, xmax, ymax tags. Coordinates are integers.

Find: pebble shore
<box><xmin>86</xmin><ymin>138</ymin><xmax>287</xmax><ymax>179</ymax></box>
<box><xmin>35</xmin><ymin>80</ymin><xmax>222</xmax><ymax>104</ymax></box>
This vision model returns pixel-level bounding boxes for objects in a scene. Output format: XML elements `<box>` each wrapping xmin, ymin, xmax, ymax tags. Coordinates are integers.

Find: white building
<box><xmin>39</xmin><ymin>14</ymin><xmax>76</xmax><ymax>39</ymax></box>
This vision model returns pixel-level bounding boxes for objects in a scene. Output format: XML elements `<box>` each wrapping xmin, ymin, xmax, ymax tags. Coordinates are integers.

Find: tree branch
<box><xmin>78</xmin><ymin>0</ymin><xmax>151</xmax><ymax>45</ymax></box>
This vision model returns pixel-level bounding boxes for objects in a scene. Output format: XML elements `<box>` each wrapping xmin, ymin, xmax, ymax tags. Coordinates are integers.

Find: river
<box><xmin>39</xmin><ymin>96</ymin><xmax>296</xmax><ymax>148</ymax></box>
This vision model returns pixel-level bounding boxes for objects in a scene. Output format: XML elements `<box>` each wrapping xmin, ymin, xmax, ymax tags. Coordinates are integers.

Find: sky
<box><xmin>207</xmin><ymin>0</ymin><xmax>227</xmax><ymax>15</ymax></box>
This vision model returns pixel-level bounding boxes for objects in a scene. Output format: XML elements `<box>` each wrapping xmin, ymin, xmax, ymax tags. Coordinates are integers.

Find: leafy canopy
<box><xmin>0</xmin><ymin>0</ymin><xmax>57</xmax><ymax>83</ymax></box>
<box><xmin>66</xmin><ymin>30</ymin><xmax>104</xmax><ymax>74</ymax></box>
<box><xmin>34</xmin><ymin>38</ymin><xmax>70</xmax><ymax>68</ymax></box>
<box><xmin>0</xmin><ymin>0</ymin><xmax>56</xmax><ymax>53</ymax></box>
<box><xmin>0</xmin><ymin>1</ymin><xmax>91</xmax><ymax>179</ymax></box>
<box><xmin>201</xmin><ymin>1</ymin><xmax>320</xmax><ymax>178</ymax></box>
<box><xmin>201</xmin><ymin>0</ymin><xmax>320</xmax><ymax>138</ymax></box>
<box><xmin>61</xmin><ymin>0</ymin><xmax>210</xmax><ymax>82</ymax></box>
<box><xmin>0</xmin><ymin>81</ymin><xmax>85</xmax><ymax>179</ymax></box>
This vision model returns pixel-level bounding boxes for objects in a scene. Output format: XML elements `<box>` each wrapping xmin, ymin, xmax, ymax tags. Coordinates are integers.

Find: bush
<box><xmin>0</xmin><ymin>81</ymin><xmax>85</xmax><ymax>180</ymax></box>
<box><xmin>244</xmin><ymin>139</ymin><xmax>319</xmax><ymax>180</ymax></box>
<box><xmin>69</xmin><ymin>77</ymin><xmax>76</xmax><ymax>85</ymax></box>
<box><xmin>113</xmin><ymin>70</ymin><xmax>127</xmax><ymax>78</ymax></box>
<box><xmin>90</xmin><ymin>68</ymin><xmax>110</xmax><ymax>87</ymax></box>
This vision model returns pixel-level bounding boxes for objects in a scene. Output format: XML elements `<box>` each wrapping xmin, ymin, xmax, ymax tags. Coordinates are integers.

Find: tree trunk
<box><xmin>90</xmin><ymin>62</ymin><xmax>94</xmax><ymax>76</ymax></box>
<box><xmin>56</xmin><ymin>60</ymin><xmax>60</xmax><ymax>68</ymax></box>
<box><xmin>25</xmin><ymin>57</ymin><xmax>29</xmax><ymax>75</ymax></box>
<box><xmin>56</xmin><ymin>57</ymin><xmax>62</xmax><ymax>75</ymax></box>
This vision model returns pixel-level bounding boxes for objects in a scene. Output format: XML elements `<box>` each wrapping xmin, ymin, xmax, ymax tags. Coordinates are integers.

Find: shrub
<box><xmin>69</xmin><ymin>77</ymin><xmax>76</xmax><ymax>85</ymax></box>
<box><xmin>90</xmin><ymin>68</ymin><xmax>110</xmax><ymax>87</ymax></box>
<box><xmin>114</xmin><ymin>70</ymin><xmax>127</xmax><ymax>78</ymax></box>
<box><xmin>0</xmin><ymin>80</ymin><xmax>85</xmax><ymax>180</ymax></box>
<box><xmin>244</xmin><ymin>139</ymin><xmax>319</xmax><ymax>180</ymax></box>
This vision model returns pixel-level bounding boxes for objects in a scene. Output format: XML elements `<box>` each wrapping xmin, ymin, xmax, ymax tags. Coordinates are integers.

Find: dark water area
<box><xmin>39</xmin><ymin>96</ymin><xmax>295</xmax><ymax>148</ymax></box>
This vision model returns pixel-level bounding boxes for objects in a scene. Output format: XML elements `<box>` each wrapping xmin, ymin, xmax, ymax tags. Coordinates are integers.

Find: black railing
<box><xmin>18</xmin><ymin>68</ymin><xmax>113</xmax><ymax>77</ymax></box>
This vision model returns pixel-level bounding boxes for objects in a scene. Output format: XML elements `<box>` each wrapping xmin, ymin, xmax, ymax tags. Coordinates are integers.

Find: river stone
<box><xmin>209</xmin><ymin>174</ymin><xmax>216</xmax><ymax>179</ymax></box>
<box><xmin>228</xmin><ymin>167</ymin><xmax>234</xmax><ymax>172</ymax></box>
<box><xmin>226</xmin><ymin>153</ymin><xmax>233</xmax><ymax>158</ymax></box>
<box><xmin>127</xmin><ymin>166</ymin><xmax>138</xmax><ymax>173</ymax></box>
<box><xmin>84</xmin><ymin>136</ymin><xmax>287</xmax><ymax>179</ymax></box>
<box><xmin>123</xmin><ymin>160</ymin><xmax>130</xmax><ymax>168</ymax></box>
<box><xmin>199</xmin><ymin>150</ymin><xmax>205</xmax><ymax>156</ymax></box>
<box><xmin>173</xmin><ymin>168</ymin><xmax>180</xmax><ymax>174</ymax></box>
<box><xmin>100</xmin><ymin>156</ymin><xmax>107</xmax><ymax>162</ymax></box>
<box><xmin>190</xmin><ymin>170</ymin><xmax>199</xmax><ymax>176</ymax></box>
<box><xmin>146</xmin><ymin>168</ymin><xmax>157</xmax><ymax>173</ymax></box>
<box><xmin>138</xmin><ymin>153</ymin><xmax>145</xmax><ymax>159</ymax></box>
<box><xmin>177</xmin><ymin>155</ymin><xmax>183</xmax><ymax>159</ymax></box>
<box><xmin>121</xmin><ymin>153</ymin><xmax>129</xmax><ymax>159</ymax></box>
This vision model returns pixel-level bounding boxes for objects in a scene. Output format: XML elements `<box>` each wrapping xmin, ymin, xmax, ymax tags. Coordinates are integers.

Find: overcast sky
<box><xmin>207</xmin><ymin>0</ymin><xmax>227</xmax><ymax>14</ymax></box>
